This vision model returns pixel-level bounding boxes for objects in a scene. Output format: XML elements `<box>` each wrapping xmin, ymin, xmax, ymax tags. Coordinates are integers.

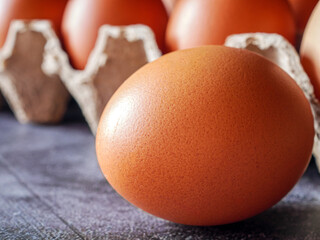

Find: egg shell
<box><xmin>62</xmin><ymin>0</ymin><xmax>168</xmax><ymax>69</ymax></box>
<box><xmin>162</xmin><ymin>0</ymin><xmax>179</xmax><ymax>14</ymax></box>
<box><xmin>0</xmin><ymin>0</ymin><xmax>68</xmax><ymax>48</ymax></box>
<box><xmin>289</xmin><ymin>0</ymin><xmax>318</xmax><ymax>34</ymax></box>
<box><xmin>96</xmin><ymin>46</ymin><xmax>314</xmax><ymax>226</ymax></box>
<box><xmin>166</xmin><ymin>0</ymin><xmax>296</xmax><ymax>51</ymax></box>
<box><xmin>300</xmin><ymin>2</ymin><xmax>320</xmax><ymax>100</ymax></box>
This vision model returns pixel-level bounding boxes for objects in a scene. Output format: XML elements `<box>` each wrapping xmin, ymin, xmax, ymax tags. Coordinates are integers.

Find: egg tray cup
<box><xmin>0</xmin><ymin>20</ymin><xmax>161</xmax><ymax>133</ymax></box>
<box><xmin>225</xmin><ymin>33</ymin><xmax>320</xmax><ymax>172</ymax></box>
<box><xmin>52</xmin><ymin>24</ymin><xmax>161</xmax><ymax>134</ymax></box>
<box><xmin>0</xmin><ymin>21</ymin><xmax>69</xmax><ymax>123</ymax></box>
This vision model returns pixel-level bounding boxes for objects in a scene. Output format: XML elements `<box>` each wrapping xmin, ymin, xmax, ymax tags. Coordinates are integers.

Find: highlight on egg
<box><xmin>61</xmin><ymin>0</ymin><xmax>168</xmax><ymax>70</ymax></box>
<box><xmin>96</xmin><ymin>46</ymin><xmax>314</xmax><ymax>226</ymax></box>
<box><xmin>165</xmin><ymin>0</ymin><xmax>296</xmax><ymax>52</ymax></box>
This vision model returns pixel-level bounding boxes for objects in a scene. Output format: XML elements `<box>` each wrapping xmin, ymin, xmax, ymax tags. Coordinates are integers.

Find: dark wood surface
<box><xmin>1</xmin><ymin>108</ymin><xmax>320</xmax><ymax>240</ymax></box>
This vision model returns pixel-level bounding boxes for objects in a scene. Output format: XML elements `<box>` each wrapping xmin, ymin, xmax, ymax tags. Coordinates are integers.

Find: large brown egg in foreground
<box><xmin>166</xmin><ymin>0</ymin><xmax>296</xmax><ymax>51</ymax></box>
<box><xmin>96</xmin><ymin>46</ymin><xmax>314</xmax><ymax>226</ymax></box>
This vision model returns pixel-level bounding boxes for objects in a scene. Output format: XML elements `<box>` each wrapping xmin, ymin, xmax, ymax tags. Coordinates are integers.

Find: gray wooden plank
<box><xmin>0</xmin><ymin>158</ymin><xmax>83</xmax><ymax>240</ymax></box>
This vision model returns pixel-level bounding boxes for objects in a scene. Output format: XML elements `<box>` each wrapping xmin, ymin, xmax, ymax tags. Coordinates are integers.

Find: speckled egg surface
<box><xmin>96</xmin><ymin>46</ymin><xmax>314</xmax><ymax>226</ymax></box>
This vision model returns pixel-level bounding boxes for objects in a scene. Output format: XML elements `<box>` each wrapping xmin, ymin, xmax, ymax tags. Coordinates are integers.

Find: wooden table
<box><xmin>1</xmin><ymin>108</ymin><xmax>320</xmax><ymax>239</ymax></box>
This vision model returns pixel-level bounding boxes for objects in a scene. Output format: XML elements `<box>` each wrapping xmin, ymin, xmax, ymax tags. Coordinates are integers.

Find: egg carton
<box><xmin>0</xmin><ymin>21</ymin><xmax>69</xmax><ymax>123</ymax></box>
<box><xmin>0</xmin><ymin>20</ymin><xmax>161</xmax><ymax>133</ymax></box>
<box><xmin>225</xmin><ymin>33</ymin><xmax>320</xmax><ymax>172</ymax></box>
<box><xmin>48</xmin><ymin>24</ymin><xmax>161</xmax><ymax>134</ymax></box>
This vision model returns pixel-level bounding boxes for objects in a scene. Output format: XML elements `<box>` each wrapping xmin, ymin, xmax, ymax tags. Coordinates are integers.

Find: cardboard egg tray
<box><xmin>0</xmin><ymin>20</ymin><xmax>319</xmax><ymax>171</ymax></box>
<box><xmin>0</xmin><ymin>20</ymin><xmax>161</xmax><ymax>133</ymax></box>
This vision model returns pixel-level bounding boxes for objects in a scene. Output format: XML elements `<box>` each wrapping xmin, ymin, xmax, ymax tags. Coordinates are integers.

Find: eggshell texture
<box><xmin>166</xmin><ymin>0</ymin><xmax>296</xmax><ymax>51</ymax></box>
<box><xmin>0</xmin><ymin>0</ymin><xmax>68</xmax><ymax>48</ymax></box>
<box><xmin>62</xmin><ymin>0</ymin><xmax>168</xmax><ymax>70</ymax></box>
<box><xmin>289</xmin><ymin>0</ymin><xmax>318</xmax><ymax>33</ymax></box>
<box><xmin>300</xmin><ymin>2</ymin><xmax>320</xmax><ymax>100</ymax></box>
<box><xmin>96</xmin><ymin>46</ymin><xmax>314</xmax><ymax>226</ymax></box>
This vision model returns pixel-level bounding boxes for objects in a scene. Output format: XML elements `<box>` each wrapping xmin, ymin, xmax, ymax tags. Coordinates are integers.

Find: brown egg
<box><xmin>300</xmin><ymin>2</ymin><xmax>320</xmax><ymax>100</ymax></box>
<box><xmin>166</xmin><ymin>0</ymin><xmax>296</xmax><ymax>52</ymax></box>
<box><xmin>96</xmin><ymin>46</ymin><xmax>314</xmax><ymax>226</ymax></box>
<box><xmin>0</xmin><ymin>0</ymin><xmax>68</xmax><ymax>48</ymax></box>
<box><xmin>289</xmin><ymin>0</ymin><xmax>318</xmax><ymax>34</ymax></box>
<box><xmin>62</xmin><ymin>0</ymin><xmax>168</xmax><ymax>70</ymax></box>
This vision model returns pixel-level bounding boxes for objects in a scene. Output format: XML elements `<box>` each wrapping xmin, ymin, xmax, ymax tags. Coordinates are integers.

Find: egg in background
<box><xmin>166</xmin><ymin>0</ymin><xmax>296</xmax><ymax>52</ymax></box>
<box><xmin>162</xmin><ymin>0</ymin><xmax>179</xmax><ymax>14</ymax></box>
<box><xmin>96</xmin><ymin>46</ymin><xmax>314</xmax><ymax>226</ymax></box>
<box><xmin>289</xmin><ymin>0</ymin><xmax>318</xmax><ymax>35</ymax></box>
<box><xmin>62</xmin><ymin>0</ymin><xmax>168</xmax><ymax>70</ymax></box>
<box><xmin>300</xmin><ymin>1</ymin><xmax>320</xmax><ymax>100</ymax></box>
<box><xmin>0</xmin><ymin>0</ymin><xmax>68</xmax><ymax>48</ymax></box>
